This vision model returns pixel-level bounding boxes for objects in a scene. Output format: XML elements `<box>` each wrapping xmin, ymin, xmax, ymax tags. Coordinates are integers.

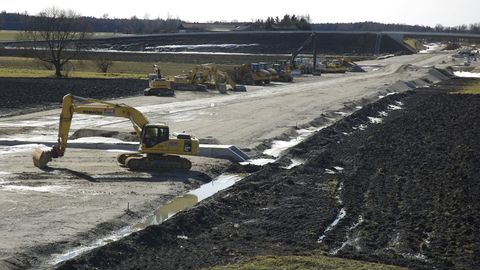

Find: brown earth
<box><xmin>57</xmin><ymin>78</ymin><xmax>480</xmax><ymax>270</ymax></box>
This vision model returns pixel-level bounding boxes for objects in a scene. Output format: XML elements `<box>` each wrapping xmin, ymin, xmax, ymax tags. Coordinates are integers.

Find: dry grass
<box><xmin>206</xmin><ymin>255</ymin><xmax>408</xmax><ymax>270</ymax></box>
<box><xmin>0</xmin><ymin>56</ymin><xmax>229</xmax><ymax>79</ymax></box>
<box><xmin>453</xmin><ymin>81</ymin><xmax>480</xmax><ymax>94</ymax></box>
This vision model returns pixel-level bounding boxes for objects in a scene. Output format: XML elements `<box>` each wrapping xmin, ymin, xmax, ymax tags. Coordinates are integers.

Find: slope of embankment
<box><xmin>58</xmin><ymin>78</ymin><xmax>480</xmax><ymax>270</ymax></box>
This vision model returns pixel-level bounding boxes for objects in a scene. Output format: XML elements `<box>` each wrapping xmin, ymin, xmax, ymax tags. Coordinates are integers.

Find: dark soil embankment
<box><xmin>58</xmin><ymin>78</ymin><xmax>480</xmax><ymax>270</ymax></box>
<box><xmin>0</xmin><ymin>77</ymin><xmax>144</xmax><ymax>116</ymax></box>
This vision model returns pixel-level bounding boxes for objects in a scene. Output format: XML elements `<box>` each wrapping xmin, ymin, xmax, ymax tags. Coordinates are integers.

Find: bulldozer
<box><xmin>32</xmin><ymin>94</ymin><xmax>199</xmax><ymax>171</ymax></box>
<box><xmin>230</xmin><ymin>63</ymin><xmax>271</xmax><ymax>85</ymax></box>
<box><xmin>144</xmin><ymin>65</ymin><xmax>174</xmax><ymax>96</ymax></box>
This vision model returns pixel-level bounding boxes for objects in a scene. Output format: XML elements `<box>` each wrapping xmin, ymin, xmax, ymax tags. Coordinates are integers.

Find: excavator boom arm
<box><xmin>33</xmin><ymin>94</ymin><xmax>151</xmax><ymax>167</ymax></box>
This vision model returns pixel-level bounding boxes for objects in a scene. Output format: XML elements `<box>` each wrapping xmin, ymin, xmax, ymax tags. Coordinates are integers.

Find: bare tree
<box><xmin>17</xmin><ymin>7</ymin><xmax>91</xmax><ymax>77</ymax></box>
<box><xmin>95</xmin><ymin>56</ymin><xmax>114</xmax><ymax>73</ymax></box>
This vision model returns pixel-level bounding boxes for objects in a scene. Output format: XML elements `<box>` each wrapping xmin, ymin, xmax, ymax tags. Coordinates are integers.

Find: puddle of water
<box><xmin>263</xmin><ymin>127</ymin><xmax>326</xmax><ymax>158</ymax></box>
<box><xmin>240</xmin><ymin>158</ymin><xmax>276</xmax><ymax>166</ymax></box>
<box><xmin>0</xmin><ymin>185</ymin><xmax>67</xmax><ymax>193</ymax></box>
<box><xmin>317</xmin><ymin>208</ymin><xmax>347</xmax><ymax>243</ymax></box>
<box><xmin>325</xmin><ymin>169</ymin><xmax>336</xmax><ymax>174</ymax></box>
<box><xmin>368</xmin><ymin>117</ymin><xmax>383</xmax><ymax>124</ymax></box>
<box><xmin>419</xmin><ymin>43</ymin><xmax>442</xmax><ymax>54</ymax></box>
<box><xmin>388</xmin><ymin>104</ymin><xmax>403</xmax><ymax>110</ymax></box>
<box><xmin>0</xmin><ymin>144</ymin><xmax>49</xmax><ymax>157</ymax></box>
<box><xmin>50</xmin><ymin>173</ymin><xmax>243</xmax><ymax>266</ymax></box>
<box><xmin>453</xmin><ymin>71</ymin><xmax>480</xmax><ymax>78</ymax></box>
<box><xmin>281</xmin><ymin>158</ymin><xmax>305</xmax><ymax>169</ymax></box>
<box><xmin>263</xmin><ymin>140</ymin><xmax>302</xmax><ymax>158</ymax></box>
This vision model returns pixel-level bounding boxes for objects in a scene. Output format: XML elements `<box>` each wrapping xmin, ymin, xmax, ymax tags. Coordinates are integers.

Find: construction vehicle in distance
<box><xmin>197</xmin><ymin>63</ymin><xmax>247</xmax><ymax>92</ymax></box>
<box><xmin>321</xmin><ymin>58</ymin><xmax>365</xmax><ymax>73</ymax></box>
<box><xmin>258</xmin><ymin>62</ymin><xmax>279</xmax><ymax>82</ymax></box>
<box><xmin>172</xmin><ymin>64</ymin><xmax>246</xmax><ymax>93</ymax></box>
<box><xmin>230</xmin><ymin>63</ymin><xmax>271</xmax><ymax>85</ymax></box>
<box><xmin>144</xmin><ymin>65</ymin><xmax>174</xmax><ymax>96</ymax></box>
<box><xmin>173</xmin><ymin>65</ymin><xmax>208</xmax><ymax>92</ymax></box>
<box><xmin>32</xmin><ymin>94</ymin><xmax>199</xmax><ymax>171</ymax></box>
<box><xmin>273</xmin><ymin>60</ymin><xmax>293</xmax><ymax>82</ymax></box>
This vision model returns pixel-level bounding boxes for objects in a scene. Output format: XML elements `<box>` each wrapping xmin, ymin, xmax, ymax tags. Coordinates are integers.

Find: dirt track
<box><xmin>0</xmin><ymin>52</ymin><xmax>460</xmax><ymax>269</ymax></box>
<box><xmin>58</xmin><ymin>79</ymin><xmax>480</xmax><ymax>270</ymax></box>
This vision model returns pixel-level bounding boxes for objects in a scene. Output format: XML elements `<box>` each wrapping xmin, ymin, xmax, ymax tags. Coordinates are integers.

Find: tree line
<box><xmin>0</xmin><ymin>11</ymin><xmax>181</xmax><ymax>34</ymax></box>
<box><xmin>3</xmin><ymin>11</ymin><xmax>479</xmax><ymax>34</ymax></box>
<box><xmin>251</xmin><ymin>14</ymin><xmax>312</xmax><ymax>30</ymax></box>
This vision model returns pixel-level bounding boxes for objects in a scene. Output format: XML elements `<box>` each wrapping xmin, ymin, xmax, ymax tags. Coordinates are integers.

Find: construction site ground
<box><xmin>0</xmin><ymin>52</ymin><xmax>465</xmax><ymax>269</ymax></box>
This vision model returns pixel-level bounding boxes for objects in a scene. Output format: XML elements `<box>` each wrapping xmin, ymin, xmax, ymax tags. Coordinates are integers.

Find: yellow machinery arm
<box><xmin>53</xmin><ymin>94</ymin><xmax>149</xmax><ymax>158</ymax></box>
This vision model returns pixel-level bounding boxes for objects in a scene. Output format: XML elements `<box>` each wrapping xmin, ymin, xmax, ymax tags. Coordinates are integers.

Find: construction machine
<box><xmin>144</xmin><ymin>65</ymin><xmax>175</xmax><ymax>96</ymax></box>
<box><xmin>258</xmin><ymin>62</ymin><xmax>279</xmax><ymax>82</ymax></box>
<box><xmin>230</xmin><ymin>63</ymin><xmax>271</xmax><ymax>85</ymax></box>
<box><xmin>172</xmin><ymin>65</ymin><xmax>208</xmax><ymax>91</ymax></box>
<box><xmin>32</xmin><ymin>94</ymin><xmax>199</xmax><ymax>171</ymax></box>
<box><xmin>273</xmin><ymin>60</ymin><xmax>293</xmax><ymax>82</ymax></box>
<box><xmin>197</xmin><ymin>64</ymin><xmax>246</xmax><ymax>93</ymax></box>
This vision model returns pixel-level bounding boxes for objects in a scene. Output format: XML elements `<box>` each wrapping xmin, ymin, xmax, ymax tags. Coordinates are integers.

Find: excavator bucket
<box><xmin>32</xmin><ymin>147</ymin><xmax>52</xmax><ymax>169</ymax></box>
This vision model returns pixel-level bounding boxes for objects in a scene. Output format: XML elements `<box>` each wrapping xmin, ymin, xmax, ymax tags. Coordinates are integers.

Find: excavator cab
<box><xmin>141</xmin><ymin>125</ymin><xmax>170</xmax><ymax>148</ymax></box>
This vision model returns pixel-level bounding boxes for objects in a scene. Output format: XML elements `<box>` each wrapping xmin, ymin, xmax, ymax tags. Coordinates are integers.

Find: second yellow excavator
<box><xmin>32</xmin><ymin>94</ymin><xmax>199</xmax><ymax>171</ymax></box>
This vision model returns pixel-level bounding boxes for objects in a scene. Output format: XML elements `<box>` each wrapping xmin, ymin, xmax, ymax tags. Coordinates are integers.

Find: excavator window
<box><xmin>142</xmin><ymin>126</ymin><xmax>169</xmax><ymax>147</ymax></box>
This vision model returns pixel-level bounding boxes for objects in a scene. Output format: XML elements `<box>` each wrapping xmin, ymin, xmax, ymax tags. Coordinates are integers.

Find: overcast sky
<box><xmin>1</xmin><ymin>0</ymin><xmax>479</xmax><ymax>27</ymax></box>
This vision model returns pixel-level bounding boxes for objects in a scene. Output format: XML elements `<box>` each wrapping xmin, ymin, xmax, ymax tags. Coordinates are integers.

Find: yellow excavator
<box><xmin>144</xmin><ymin>65</ymin><xmax>174</xmax><ymax>96</ymax></box>
<box><xmin>32</xmin><ymin>94</ymin><xmax>199</xmax><ymax>171</ymax></box>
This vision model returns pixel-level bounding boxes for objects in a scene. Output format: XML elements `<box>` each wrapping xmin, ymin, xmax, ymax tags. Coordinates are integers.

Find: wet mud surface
<box><xmin>53</xmin><ymin>78</ymin><xmax>479</xmax><ymax>269</ymax></box>
<box><xmin>0</xmin><ymin>77</ymin><xmax>145</xmax><ymax>117</ymax></box>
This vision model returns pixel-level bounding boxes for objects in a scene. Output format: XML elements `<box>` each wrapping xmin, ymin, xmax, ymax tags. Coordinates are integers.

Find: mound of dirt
<box><xmin>57</xmin><ymin>78</ymin><xmax>480</xmax><ymax>270</ymax></box>
<box><xmin>0</xmin><ymin>77</ymin><xmax>145</xmax><ymax>117</ymax></box>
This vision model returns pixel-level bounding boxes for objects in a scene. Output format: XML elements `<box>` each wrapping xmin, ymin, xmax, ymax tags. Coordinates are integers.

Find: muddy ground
<box><xmin>0</xmin><ymin>77</ymin><xmax>145</xmax><ymax>117</ymax></box>
<box><xmin>57</xmin><ymin>78</ymin><xmax>480</xmax><ymax>270</ymax></box>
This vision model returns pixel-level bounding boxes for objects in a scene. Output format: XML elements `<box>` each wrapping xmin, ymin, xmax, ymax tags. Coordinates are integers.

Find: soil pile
<box><xmin>0</xmin><ymin>77</ymin><xmax>144</xmax><ymax>116</ymax></box>
<box><xmin>57</xmin><ymin>79</ymin><xmax>480</xmax><ymax>270</ymax></box>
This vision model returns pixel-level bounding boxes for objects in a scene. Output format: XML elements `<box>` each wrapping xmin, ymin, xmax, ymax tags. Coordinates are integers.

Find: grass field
<box><xmin>0</xmin><ymin>56</ymin><xmax>235</xmax><ymax>79</ymax></box>
<box><xmin>458</xmin><ymin>81</ymin><xmax>480</xmax><ymax>94</ymax></box>
<box><xmin>206</xmin><ymin>255</ymin><xmax>408</xmax><ymax>270</ymax></box>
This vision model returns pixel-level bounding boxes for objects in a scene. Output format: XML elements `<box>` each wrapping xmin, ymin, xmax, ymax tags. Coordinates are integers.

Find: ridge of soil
<box><xmin>58</xmin><ymin>78</ymin><xmax>480</xmax><ymax>270</ymax></box>
<box><xmin>0</xmin><ymin>77</ymin><xmax>145</xmax><ymax>117</ymax></box>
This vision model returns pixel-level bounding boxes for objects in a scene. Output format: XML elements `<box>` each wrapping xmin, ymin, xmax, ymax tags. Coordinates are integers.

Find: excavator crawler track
<box><xmin>125</xmin><ymin>155</ymin><xmax>192</xmax><ymax>171</ymax></box>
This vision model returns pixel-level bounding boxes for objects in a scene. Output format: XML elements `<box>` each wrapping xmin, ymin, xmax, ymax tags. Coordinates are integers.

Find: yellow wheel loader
<box><xmin>32</xmin><ymin>94</ymin><xmax>199</xmax><ymax>171</ymax></box>
<box><xmin>230</xmin><ymin>63</ymin><xmax>271</xmax><ymax>85</ymax></box>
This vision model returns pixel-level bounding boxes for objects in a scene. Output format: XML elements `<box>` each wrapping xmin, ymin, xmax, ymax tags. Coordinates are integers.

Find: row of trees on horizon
<box><xmin>1</xmin><ymin>10</ymin><xmax>480</xmax><ymax>34</ymax></box>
